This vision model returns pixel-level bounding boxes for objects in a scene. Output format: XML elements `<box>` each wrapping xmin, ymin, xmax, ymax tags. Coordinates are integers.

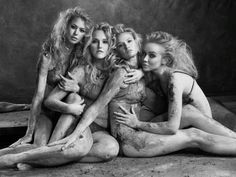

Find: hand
<box><xmin>59</xmin><ymin>72</ymin><xmax>80</xmax><ymax>93</ymax></box>
<box><xmin>69</xmin><ymin>99</ymin><xmax>85</xmax><ymax>117</ymax></box>
<box><xmin>48</xmin><ymin>133</ymin><xmax>82</xmax><ymax>151</ymax></box>
<box><xmin>114</xmin><ymin>105</ymin><xmax>140</xmax><ymax>129</ymax></box>
<box><xmin>10</xmin><ymin>133</ymin><xmax>33</xmax><ymax>147</ymax></box>
<box><xmin>124</xmin><ymin>69</ymin><xmax>144</xmax><ymax>84</ymax></box>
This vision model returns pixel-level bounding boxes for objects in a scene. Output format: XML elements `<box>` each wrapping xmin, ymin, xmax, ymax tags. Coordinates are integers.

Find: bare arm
<box><xmin>9</xmin><ymin>54</ymin><xmax>52</xmax><ymax>147</ymax></box>
<box><xmin>115</xmin><ymin>75</ymin><xmax>183</xmax><ymax>135</ymax></box>
<box><xmin>72</xmin><ymin>68</ymin><xmax>126</xmax><ymax>135</ymax></box>
<box><xmin>26</xmin><ymin>55</ymin><xmax>51</xmax><ymax>136</ymax></box>
<box><xmin>44</xmin><ymin>66</ymin><xmax>84</xmax><ymax>115</ymax></box>
<box><xmin>48</xmin><ymin>68</ymin><xmax>127</xmax><ymax>149</ymax></box>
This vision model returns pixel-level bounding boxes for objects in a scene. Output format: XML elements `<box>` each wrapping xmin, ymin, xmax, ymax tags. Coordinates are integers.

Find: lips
<box><xmin>71</xmin><ymin>37</ymin><xmax>78</xmax><ymax>41</ymax></box>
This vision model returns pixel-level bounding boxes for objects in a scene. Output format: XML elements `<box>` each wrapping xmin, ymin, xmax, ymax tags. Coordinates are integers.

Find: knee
<box><xmin>66</xmin><ymin>93</ymin><xmax>82</xmax><ymax>104</ymax></box>
<box><xmin>102</xmin><ymin>139</ymin><xmax>119</xmax><ymax>161</ymax></box>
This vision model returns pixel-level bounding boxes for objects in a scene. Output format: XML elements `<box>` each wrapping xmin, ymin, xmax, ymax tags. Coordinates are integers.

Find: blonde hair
<box><xmin>146</xmin><ymin>31</ymin><xmax>198</xmax><ymax>79</ymax></box>
<box><xmin>112</xmin><ymin>24</ymin><xmax>142</xmax><ymax>67</ymax></box>
<box><xmin>39</xmin><ymin>6</ymin><xmax>92</xmax><ymax>70</ymax></box>
<box><xmin>83</xmin><ymin>22</ymin><xmax>116</xmax><ymax>85</ymax></box>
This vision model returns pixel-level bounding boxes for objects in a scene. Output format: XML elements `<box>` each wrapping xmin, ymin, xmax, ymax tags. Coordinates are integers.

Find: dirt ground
<box><xmin>0</xmin><ymin>150</ymin><xmax>236</xmax><ymax>177</ymax></box>
<box><xmin>0</xmin><ymin>98</ymin><xmax>236</xmax><ymax>177</ymax></box>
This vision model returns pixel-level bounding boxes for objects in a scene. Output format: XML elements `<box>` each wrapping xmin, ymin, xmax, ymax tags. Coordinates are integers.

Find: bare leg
<box><xmin>189</xmin><ymin>128</ymin><xmax>236</xmax><ymax>155</ymax></box>
<box><xmin>33</xmin><ymin>113</ymin><xmax>53</xmax><ymax>146</ymax></box>
<box><xmin>0</xmin><ymin>114</ymin><xmax>53</xmax><ymax>157</ymax></box>
<box><xmin>121</xmin><ymin>127</ymin><xmax>236</xmax><ymax>157</ymax></box>
<box><xmin>80</xmin><ymin>131</ymin><xmax>119</xmax><ymax>162</ymax></box>
<box><xmin>180</xmin><ymin>104</ymin><xmax>236</xmax><ymax>138</ymax></box>
<box><xmin>0</xmin><ymin>127</ymin><xmax>93</xmax><ymax>168</ymax></box>
<box><xmin>0</xmin><ymin>102</ymin><xmax>30</xmax><ymax>113</ymax></box>
<box><xmin>48</xmin><ymin>93</ymin><xmax>81</xmax><ymax>143</ymax></box>
<box><xmin>120</xmin><ymin>127</ymin><xmax>194</xmax><ymax>157</ymax></box>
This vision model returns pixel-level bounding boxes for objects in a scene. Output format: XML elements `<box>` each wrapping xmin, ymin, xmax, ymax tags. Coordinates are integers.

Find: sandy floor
<box><xmin>0</xmin><ymin>150</ymin><xmax>236</xmax><ymax>177</ymax></box>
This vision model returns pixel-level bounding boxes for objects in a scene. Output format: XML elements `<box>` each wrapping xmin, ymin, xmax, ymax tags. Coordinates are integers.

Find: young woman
<box><xmin>115</xmin><ymin>31</ymin><xmax>236</xmax><ymax>138</ymax></box>
<box><xmin>0</xmin><ymin>22</ymin><xmax>119</xmax><ymax>169</ymax></box>
<box><xmin>0</xmin><ymin>6</ymin><xmax>92</xmax><ymax>155</ymax></box>
<box><xmin>112</xmin><ymin>30</ymin><xmax>236</xmax><ymax>157</ymax></box>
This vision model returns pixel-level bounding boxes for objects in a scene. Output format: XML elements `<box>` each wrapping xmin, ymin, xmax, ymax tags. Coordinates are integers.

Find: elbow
<box><xmin>167</xmin><ymin>128</ymin><xmax>178</xmax><ymax>135</ymax></box>
<box><xmin>166</xmin><ymin>124</ymin><xmax>178</xmax><ymax>135</ymax></box>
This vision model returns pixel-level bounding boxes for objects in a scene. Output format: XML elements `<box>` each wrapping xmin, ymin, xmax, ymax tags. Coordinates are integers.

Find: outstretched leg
<box><xmin>180</xmin><ymin>104</ymin><xmax>236</xmax><ymax>139</ymax></box>
<box><xmin>0</xmin><ymin>127</ymin><xmax>93</xmax><ymax>168</ymax></box>
<box><xmin>120</xmin><ymin>126</ymin><xmax>236</xmax><ymax>157</ymax></box>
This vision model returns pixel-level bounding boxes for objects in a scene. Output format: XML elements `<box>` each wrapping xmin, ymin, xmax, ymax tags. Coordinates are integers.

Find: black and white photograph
<box><xmin>0</xmin><ymin>0</ymin><xmax>236</xmax><ymax>176</ymax></box>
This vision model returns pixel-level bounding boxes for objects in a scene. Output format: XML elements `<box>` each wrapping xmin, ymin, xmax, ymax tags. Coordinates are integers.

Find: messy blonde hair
<box><xmin>39</xmin><ymin>6</ymin><xmax>92</xmax><ymax>69</ymax></box>
<box><xmin>112</xmin><ymin>24</ymin><xmax>143</xmax><ymax>68</ymax></box>
<box><xmin>83</xmin><ymin>22</ymin><xmax>116</xmax><ymax>85</ymax></box>
<box><xmin>145</xmin><ymin>31</ymin><xmax>198</xmax><ymax>79</ymax></box>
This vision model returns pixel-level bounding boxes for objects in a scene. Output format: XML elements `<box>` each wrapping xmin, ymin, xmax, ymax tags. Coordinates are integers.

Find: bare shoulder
<box><xmin>108</xmin><ymin>67</ymin><xmax>127</xmax><ymax>84</ymax></box>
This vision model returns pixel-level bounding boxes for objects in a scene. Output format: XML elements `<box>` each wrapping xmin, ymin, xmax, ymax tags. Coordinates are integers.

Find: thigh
<box><xmin>121</xmin><ymin>129</ymin><xmax>191</xmax><ymax>157</ymax></box>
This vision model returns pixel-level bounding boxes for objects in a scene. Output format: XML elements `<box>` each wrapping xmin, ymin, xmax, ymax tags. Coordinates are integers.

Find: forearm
<box><xmin>137</xmin><ymin>121</ymin><xmax>177</xmax><ymax>135</ymax></box>
<box><xmin>26</xmin><ymin>95</ymin><xmax>43</xmax><ymax>135</ymax></box>
<box><xmin>44</xmin><ymin>97</ymin><xmax>70</xmax><ymax>114</ymax></box>
<box><xmin>73</xmin><ymin>105</ymin><xmax>100</xmax><ymax>135</ymax></box>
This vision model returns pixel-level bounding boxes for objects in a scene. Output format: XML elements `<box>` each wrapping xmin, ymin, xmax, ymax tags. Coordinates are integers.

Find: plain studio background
<box><xmin>0</xmin><ymin>0</ymin><xmax>235</xmax><ymax>103</ymax></box>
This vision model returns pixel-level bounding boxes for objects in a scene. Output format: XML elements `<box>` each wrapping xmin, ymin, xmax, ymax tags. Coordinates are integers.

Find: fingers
<box><xmin>67</xmin><ymin>72</ymin><xmax>76</xmax><ymax>80</ymax></box>
<box><xmin>130</xmin><ymin>105</ymin><xmax>135</xmax><ymax>114</ymax></box>
<box><xmin>58</xmin><ymin>82</ymin><xmax>65</xmax><ymax>89</ymax></box>
<box><xmin>124</xmin><ymin>78</ymin><xmax>136</xmax><ymax>84</ymax></box>
<box><xmin>115</xmin><ymin>118</ymin><xmax>127</xmax><ymax>125</ymax></box>
<box><xmin>126</xmin><ymin>68</ymin><xmax>135</xmax><ymax>73</ymax></box>
<box><xmin>119</xmin><ymin>105</ymin><xmax>130</xmax><ymax>114</ymax></box>
<box><xmin>77</xmin><ymin>98</ymin><xmax>85</xmax><ymax>105</ymax></box>
<box><xmin>62</xmin><ymin>140</ymin><xmax>75</xmax><ymax>151</ymax></box>
<box><xmin>48</xmin><ymin>138</ymin><xmax>67</xmax><ymax>147</ymax></box>
<box><xmin>114</xmin><ymin>111</ymin><xmax>127</xmax><ymax>118</ymax></box>
<box><xmin>59</xmin><ymin>74</ymin><xmax>68</xmax><ymax>81</ymax></box>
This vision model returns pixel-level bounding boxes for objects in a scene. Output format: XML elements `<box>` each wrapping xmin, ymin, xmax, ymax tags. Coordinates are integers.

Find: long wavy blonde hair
<box><xmin>83</xmin><ymin>22</ymin><xmax>117</xmax><ymax>85</ymax></box>
<box><xmin>39</xmin><ymin>6</ymin><xmax>92</xmax><ymax>69</ymax></box>
<box><xmin>145</xmin><ymin>31</ymin><xmax>198</xmax><ymax>79</ymax></box>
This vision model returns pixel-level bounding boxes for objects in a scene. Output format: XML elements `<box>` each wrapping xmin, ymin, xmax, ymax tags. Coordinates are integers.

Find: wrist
<box><xmin>136</xmin><ymin>120</ymin><xmax>141</xmax><ymax>129</ymax></box>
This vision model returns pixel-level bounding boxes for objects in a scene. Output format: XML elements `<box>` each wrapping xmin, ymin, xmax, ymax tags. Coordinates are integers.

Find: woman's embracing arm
<box><xmin>74</xmin><ymin>68</ymin><xmax>127</xmax><ymax>134</ymax></box>
<box><xmin>115</xmin><ymin>74</ymin><xmax>184</xmax><ymax>135</ymax></box>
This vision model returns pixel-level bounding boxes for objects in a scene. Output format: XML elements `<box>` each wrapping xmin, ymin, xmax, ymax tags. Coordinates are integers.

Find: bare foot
<box><xmin>17</xmin><ymin>163</ymin><xmax>32</xmax><ymax>171</ymax></box>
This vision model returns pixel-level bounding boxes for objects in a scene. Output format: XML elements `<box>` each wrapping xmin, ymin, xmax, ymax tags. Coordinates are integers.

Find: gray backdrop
<box><xmin>0</xmin><ymin>0</ymin><xmax>235</xmax><ymax>103</ymax></box>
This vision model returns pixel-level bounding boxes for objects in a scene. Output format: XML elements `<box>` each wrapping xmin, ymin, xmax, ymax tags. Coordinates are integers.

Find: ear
<box><xmin>161</xmin><ymin>56</ymin><xmax>173</xmax><ymax>66</ymax></box>
<box><xmin>161</xmin><ymin>57</ymin><xmax>168</xmax><ymax>65</ymax></box>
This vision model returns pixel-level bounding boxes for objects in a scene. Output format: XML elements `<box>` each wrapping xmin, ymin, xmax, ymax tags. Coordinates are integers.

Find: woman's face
<box><xmin>90</xmin><ymin>30</ymin><xmax>109</xmax><ymax>60</ymax></box>
<box><xmin>66</xmin><ymin>17</ymin><xmax>86</xmax><ymax>44</ymax></box>
<box><xmin>116</xmin><ymin>32</ymin><xmax>139</xmax><ymax>60</ymax></box>
<box><xmin>142</xmin><ymin>42</ymin><xmax>165</xmax><ymax>72</ymax></box>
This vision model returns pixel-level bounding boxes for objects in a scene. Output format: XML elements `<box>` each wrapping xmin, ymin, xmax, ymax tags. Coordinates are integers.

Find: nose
<box><xmin>123</xmin><ymin>42</ymin><xmax>129</xmax><ymax>50</ymax></box>
<box><xmin>73</xmin><ymin>29</ymin><xmax>78</xmax><ymax>36</ymax></box>
<box><xmin>98</xmin><ymin>41</ymin><xmax>102</xmax><ymax>48</ymax></box>
<box><xmin>143</xmin><ymin>55</ymin><xmax>148</xmax><ymax>62</ymax></box>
